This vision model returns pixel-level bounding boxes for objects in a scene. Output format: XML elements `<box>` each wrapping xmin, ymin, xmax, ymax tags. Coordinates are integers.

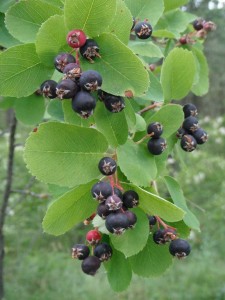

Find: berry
<box><xmin>131</xmin><ymin>16</ymin><xmax>136</xmax><ymax>31</ymax></box>
<box><xmin>97</xmin><ymin>89</ymin><xmax>110</xmax><ymax>101</ymax></box>
<box><xmin>72</xmin><ymin>90</ymin><xmax>96</xmax><ymax>118</ymax></box>
<box><xmin>79</xmin><ymin>70</ymin><xmax>102</xmax><ymax>92</ymax></box>
<box><xmin>104</xmin><ymin>95</ymin><xmax>125</xmax><ymax>113</ymax></box>
<box><xmin>66</xmin><ymin>29</ymin><xmax>87</xmax><ymax>48</ymax></box>
<box><xmin>180</xmin><ymin>134</ymin><xmax>197</xmax><ymax>152</ymax></box>
<box><xmin>169</xmin><ymin>239</ymin><xmax>191</xmax><ymax>259</ymax></box>
<box><xmin>176</xmin><ymin>127</ymin><xmax>187</xmax><ymax>139</ymax></box>
<box><xmin>153</xmin><ymin>228</ymin><xmax>176</xmax><ymax>245</ymax></box>
<box><xmin>105</xmin><ymin>212</ymin><xmax>129</xmax><ymax>235</ymax></box>
<box><xmin>113</xmin><ymin>187</ymin><xmax>123</xmax><ymax>200</ymax></box>
<box><xmin>122</xmin><ymin>190</ymin><xmax>139</xmax><ymax>208</ymax></box>
<box><xmin>91</xmin><ymin>181</ymin><xmax>112</xmax><ymax>203</ymax></box>
<box><xmin>40</xmin><ymin>80</ymin><xmax>57</xmax><ymax>99</ymax></box>
<box><xmin>86</xmin><ymin>230</ymin><xmax>101</xmax><ymax>246</ymax></box>
<box><xmin>192</xmin><ymin>128</ymin><xmax>208</xmax><ymax>144</ymax></box>
<box><xmin>105</xmin><ymin>194</ymin><xmax>122</xmax><ymax>211</ymax></box>
<box><xmin>97</xmin><ymin>202</ymin><xmax>111</xmax><ymax>219</ymax></box>
<box><xmin>183</xmin><ymin>103</ymin><xmax>198</xmax><ymax>118</ymax></box>
<box><xmin>71</xmin><ymin>244</ymin><xmax>90</xmax><ymax>260</ymax></box>
<box><xmin>94</xmin><ymin>242</ymin><xmax>112</xmax><ymax>261</ymax></box>
<box><xmin>63</xmin><ymin>63</ymin><xmax>82</xmax><ymax>81</ymax></box>
<box><xmin>147</xmin><ymin>137</ymin><xmax>167</xmax><ymax>155</ymax></box>
<box><xmin>54</xmin><ymin>53</ymin><xmax>76</xmax><ymax>73</ymax></box>
<box><xmin>149</xmin><ymin>64</ymin><xmax>156</xmax><ymax>72</ymax></box>
<box><xmin>56</xmin><ymin>79</ymin><xmax>78</xmax><ymax>99</ymax></box>
<box><xmin>147</xmin><ymin>122</ymin><xmax>163</xmax><ymax>138</ymax></box>
<box><xmin>80</xmin><ymin>39</ymin><xmax>100</xmax><ymax>63</ymax></box>
<box><xmin>98</xmin><ymin>157</ymin><xmax>117</xmax><ymax>176</ymax></box>
<box><xmin>124</xmin><ymin>210</ymin><xmax>137</xmax><ymax>228</ymax></box>
<box><xmin>179</xmin><ymin>36</ymin><xmax>187</xmax><ymax>45</ymax></box>
<box><xmin>148</xmin><ymin>215</ymin><xmax>157</xmax><ymax>226</ymax></box>
<box><xmin>134</xmin><ymin>21</ymin><xmax>152</xmax><ymax>39</ymax></box>
<box><xmin>182</xmin><ymin>116</ymin><xmax>199</xmax><ymax>133</ymax></box>
<box><xmin>193</xmin><ymin>19</ymin><xmax>204</xmax><ymax>31</ymax></box>
<box><xmin>81</xmin><ymin>256</ymin><xmax>101</xmax><ymax>276</ymax></box>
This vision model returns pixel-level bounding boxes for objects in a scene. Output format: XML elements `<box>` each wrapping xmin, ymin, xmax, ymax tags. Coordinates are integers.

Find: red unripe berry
<box><xmin>179</xmin><ymin>36</ymin><xmax>187</xmax><ymax>45</ymax></box>
<box><xmin>86</xmin><ymin>230</ymin><xmax>101</xmax><ymax>245</ymax></box>
<box><xmin>66</xmin><ymin>29</ymin><xmax>87</xmax><ymax>48</ymax></box>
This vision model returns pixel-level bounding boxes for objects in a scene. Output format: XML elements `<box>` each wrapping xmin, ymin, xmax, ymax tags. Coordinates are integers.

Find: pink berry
<box><xmin>86</xmin><ymin>230</ymin><xmax>101</xmax><ymax>245</ymax></box>
<box><xmin>66</xmin><ymin>29</ymin><xmax>87</xmax><ymax>48</ymax></box>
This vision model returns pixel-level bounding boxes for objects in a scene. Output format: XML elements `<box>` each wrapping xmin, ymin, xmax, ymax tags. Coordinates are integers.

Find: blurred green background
<box><xmin>1</xmin><ymin>1</ymin><xmax>225</xmax><ymax>299</ymax></box>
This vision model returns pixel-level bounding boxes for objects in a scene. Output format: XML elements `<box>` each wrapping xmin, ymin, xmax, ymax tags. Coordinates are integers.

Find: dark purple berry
<box><xmin>192</xmin><ymin>128</ymin><xmax>208</xmax><ymax>144</ymax></box>
<box><xmin>183</xmin><ymin>103</ymin><xmax>198</xmax><ymax>118</ymax></box>
<box><xmin>79</xmin><ymin>70</ymin><xmax>102</xmax><ymax>92</ymax></box>
<box><xmin>180</xmin><ymin>134</ymin><xmax>197</xmax><ymax>152</ymax></box>
<box><xmin>134</xmin><ymin>21</ymin><xmax>152</xmax><ymax>39</ymax></box>
<box><xmin>81</xmin><ymin>256</ymin><xmax>101</xmax><ymax>276</ymax></box>
<box><xmin>122</xmin><ymin>190</ymin><xmax>139</xmax><ymax>208</ymax></box>
<box><xmin>131</xmin><ymin>16</ymin><xmax>136</xmax><ymax>30</ymax></box>
<box><xmin>105</xmin><ymin>194</ymin><xmax>122</xmax><ymax>211</ymax></box>
<box><xmin>94</xmin><ymin>242</ymin><xmax>112</xmax><ymax>261</ymax></box>
<box><xmin>63</xmin><ymin>63</ymin><xmax>82</xmax><ymax>81</ymax></box>
<box><xmin>97</xmin><ymin>202</ymin><xmax>111</xmax><ymax>219</ymax></box>
<box><xmin>148</xmin><ymin>215</ymin><xmax>157</xmax><ymax>226</ymax></box>
<box><xmin>113</xmin><ymin>187</ymin><xmax>123</xmax><ymax>200</ymax></box>
<box><xmin>169</xmin><ymin>239</ymin><xmax>191</xmax><ymax>259</ymax></box>
<box><xmin>105</xmin><ymin>212</ymin><xmax>130</xmax><ymax>235</ymax></box>
<box><xmin>153</xmin><ymin>228</ymin><xmax>176</xmax><ymax>245</ymax></box>
<box><xmin>40</xmin><ymin>80</ymin><xmax>57</xmax><ymax>99</ymax></box>
<box><xmin>71</xmin><ymin>244</ymin><xmax>90</xmax><ymax>260</ymax></box>
<box><xmin>147</xmin><ymin>122</ymin><xmax>163</xmax><ymax>138</ymax></box>
<box><xmin>124</xmin><ymin>210</ymin><xmax>137</xmax><ymax>228</ymax></box>
<box><xmin>193</xmin><ymin>19</ymin><xmax>204</xmax><ymax>31</ymax></box>
<box><xmin>56</xmin><ymin>79</ymin><xmax>78</xmax><ymax>99</ymax></box>
<box><xmin>91</xmin><ymin>181</ymin><xmax>112</xmax><ymax>203</ymax></box>
<box><xmin>80</xmin><ymin>39</ymin><xmax>100</xmax><ymax>63</ymax></box>
<box><xmin>176</xmin><ymin>127</ymin><xmax>187</xmax><ymax>139</ymax></box>
<box><xmin>104</xmin><ymin>95</ymin><xmax>125</xmax><ymax>113</ymax></box>
<box><xmin>54</xmin><ymin>53</ymin><xmax>76</xmax><ymax>73</ymax></box>
<box><xmin>147</xmin><ymin>137</ymin><xmax>167</xmax><ymax>155</ymax></box>
<box><xmin>97</xmin><ymin>89</ymin><xmax>110</xmax><ymax>101</ymax></box>
<box><xmin>72</xmin><ymin>90</ymin><xmax>96</xmax><ymax>118</ymax></box>
<box><xmin>98</xmin><ymin>157</ymin><xmax>117</xmax><ymax>176</ymax></box>
<box><xmin>182</xmin><ymin>116</ymin><xmax>199</xmax><ymax>133</ymax></box>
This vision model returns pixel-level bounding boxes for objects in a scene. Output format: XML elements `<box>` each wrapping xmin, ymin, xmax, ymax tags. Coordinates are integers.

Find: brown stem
<box><xmin>135</xmin><ymin>133</ymin><xmax>153</xmax><ymax>145</ymax></box>
<box><xmin>0</xmin><ymin>111</ymin><xmax>17</xmax><ymax>299</ymax></box>
<box><xmin>137</xmin><ymin>102</ymin><xmax>162</xmax><ymax>115</ymax></box>
<box><xmin>155</xmin><ymin>216</ymin><xmax>176</xmax><ymax>231</ymax></box>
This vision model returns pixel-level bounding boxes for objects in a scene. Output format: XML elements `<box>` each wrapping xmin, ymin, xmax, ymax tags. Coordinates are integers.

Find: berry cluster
<box><xmin>72</xmin><ymin>229</ymin><xmax>112</xmax><ymax>276</ymax></box>
<box><xmin>147</xmin><ymin>122</ymin><xmax>167</xmax><ymax>155</ymax></box>
<box><xmin>148</xmin><ymin>215</ymin><xmax>191</xmax><ymax>259</ymax></box>
<box><xmin>177</xmin><ymin>103</ymin><xmax>208</xmax><ymax>152</ymax></box>
<box><xmin>193</xmin><ymin>18</ymin><xmax>216</xmax><ymax>32</ymax></box>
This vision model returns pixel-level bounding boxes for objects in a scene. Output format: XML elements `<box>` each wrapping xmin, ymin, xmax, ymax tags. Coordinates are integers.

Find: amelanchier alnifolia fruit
<box><xmin>66</xmin><ymin>29</ymin><xmax>87</xmax><ymax>48</ymax></box>
<box><xmin>79</xmin><ymin>70</ymin><xmax>102</xmax><ymax>92</ymax></box>
<box><xmin>81</xmin><ymin>256</ymin><xmax>101</xmax><ymax>276</ymax></box>
<box><xmin>86</xmin><ymin>230</ymin><xmax>102</xmax><ymax>246</ymax></box>
<box><xmin>91</xmin><ymin>181</ymin><xmax>112</xmax><ymax>202</ymax></box>
<box><xmin>105</xmin><ymin>212</ymin><xmax>130</xmax><ymax>235</ymax></box>
<box><xmin>71</xmin><ymin>244</ymin><xmax>90</xmax><ymax>260</ymax></box>
<box><xmin>183</xmin><ymin>103</ymin><xmax>198</xmax><ymax>118</ymax></box>
<box><xmin>122</xmin><ymin>190</ymin><xmax>139</xmax><ymax>208</ymax></box>
<box><xmin>72</xmin><ymin>90</ymin><xmax>96</xmax><ymax>118</ymax></box>
<box><xmin>40</xmin><ymin>80</ymin><xmax>57</xmax><ymax>99</ymax></box>
<box><xmin>180</xmin><ymin>134</ymin><xmax>197</xmax><ymax>152</ymax></box>
<box><xmin>94</xmin><ymin>243</ymin><xmax>112</xmax><ymax>261</ymax></box>
<box><xmin>147</xmin><ymin>137</ymin><xmax>167</xmax><ymax>155</ymax></box>
<box><xmin>182</xmin><ymin>116</ymin><xmax>199</xmax><ymax>133</ymax></box>
<box><xmin>63</xmin><ymin>63</ymin><xmax>82</xmax><ymax>81</ymax></box>
<box><xmin>134</xmin><ymin>21</ymin><xmax>153</xmax><ymax>39</ymax></box>
<box><xmin>193</xmin><ymin>18</ymin><xmax>204</xmax><ymax>31</ymax></box>
<box><xmin>104</xmin><ymin>95</ymin><xmax>125</xmax><ymax>113</ymax></box>
<box><xmin>147</xmin><ymin>122</ymin><xmax>163</xmax><ymax>138</ymax></box>
<box><xmin>192</xmin><ymin>128</ymin><xmax>208</xmax><ymax>144</ymax></box>
<box><xmin>105</xmin><ymin>194</ymin><xmax>122</xmax><ymax>211</ymax></box>
<box><xmin>54</xmin><ymin>53</ymin><xmax>76</xmax><ymax>73</ymax></box>
<box><xmin>98</xmin><ymin>157</ymin><xmax>117</xmax><ymax>176</ymax></box>
<box><xmin>169</xmin><ymin>239</ymin><xmax>191</xmax><ymax>259</ymax></box>
<box><xmin>56</xmin><ymin>79</ymin><xmax>78</xmax><ymax>99</ymax></box>
<box><xmin>80</xmin><ymin>39</ymin><xmax>101</xmax><ymax>63</ymax></box>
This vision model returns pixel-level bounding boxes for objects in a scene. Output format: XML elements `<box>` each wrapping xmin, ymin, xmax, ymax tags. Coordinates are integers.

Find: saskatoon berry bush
<box><xmin>0</xmin><ymin>0</ymin><xmax>215</xmax><ymax>292</ymax></box>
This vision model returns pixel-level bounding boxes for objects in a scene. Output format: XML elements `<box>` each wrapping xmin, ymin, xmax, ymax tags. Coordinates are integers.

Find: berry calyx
<box><xmin>147</xmin><ymin>122</ymin><xmax>163</xmax><ymax>138</ymax></box>
<box><xmin>40</xmin><ymin>80</ymin><xmax>57</xmax><ymax>99</ymax></box>
<box><xmin>81</xmin><ymin>256</ymin><xmax>101</xmax><ymax>275</ymax></box>
<box><xmin>94</xmin><ymin>242</ymin><xmax>112</xmax><ymax>261</ymax></box>
<box><xmin>66</xmin><ymin>29</ymin><xmax>87</xmax><ymax>48</ymax></box>
<box><xmin>105</xmin><ymin>194</ymin><xmax>123</xmax><ymax>211</ymax></box>
<box><xmin>54</xmin><ymin>53</ymin><xmax>76</xmax><ymax>73</ymax></box>
<box><xmin>79</xmin><ymin>70</ymin><xmax>102</xmax><ymax>92</ymax></box>
<box><xmin>80</xmin><ymin>39</ymin><xmax>101</xmax><ymax>63</ymax></box>
<box><xmin>147</xmin><ymin>137</ymin><xmax>167</xmax><ymax>155</ymax></box>
<box><xmin>71</xmin><ymin>244</ymin><xmax>90</xmax><ymax>260</ymax></box>
<box><xmin>63</xmin><ymin>63</ymin><xmax>82</xmax><ymax>81</ymax></box>
<box><xmin>86</xmin><ymin>230</ymin><xmax>101</xmax><ymax>246</ymax></box>
<box><xmin>169</xmin><ymin>239</ymin><xmax>191</xmax><ymax>259</ymax></box>
<box><xmin>134</xmin><ymin>21</ymin><xmax>152</xmax><ymax>39</ymax></box>
<box><xmin>98</xmin><ymin>157</ymin><xmax>117</xmax><ymax>176</ymax></box>
<box><xmin>91</xmin><ymin>181</ymin><xmax>113</xmax><ymax>203</ymax></box>
<box><xmin>122</xmin><ymin>190</ymin><xmax>139</xmax><ymax>208</ymax></box>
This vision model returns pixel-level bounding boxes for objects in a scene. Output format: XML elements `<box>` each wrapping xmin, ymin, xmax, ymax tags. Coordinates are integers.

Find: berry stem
<box><xmin>137</xmin><ymin>102</ymin><xmax>162</xmax><ymax>115</ymax></box>
<box><xmin>75</xmin><ymin>49</ymin><xmax>80</xmax><ymax>66</ymax></box>
<box><xmin>113</xmin><ymin>172</ymin><xmax>124</xmax><ymax>191</ymax></box>
<box><xmin>155</xmin><ymin>216</ymin><xmax>176</xmax><ymax>231</ymax></box>
<box><xmin>109</xmin><ymin>175</ymin><xmax>115</xmax><ymax>192</ymax></box>
<box><xmin>135</xmin><ymin>133</ymin><xmax>153</xmax><ymax>145</ymax></box>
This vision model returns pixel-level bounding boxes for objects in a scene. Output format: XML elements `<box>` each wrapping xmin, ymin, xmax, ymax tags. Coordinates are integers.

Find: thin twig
<box><xmin>137</xmin><ymin>102</ymin><xmax>162</xmax><ymax>115</ymax></box>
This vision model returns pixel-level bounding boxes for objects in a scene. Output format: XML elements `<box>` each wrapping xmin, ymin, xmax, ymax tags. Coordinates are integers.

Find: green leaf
<box><xmin>5</xmin><ymin>0</ymin><xmax>62</xmax><ymax>43</ymax></box>
<box><xmin>107</xmin><ymin>0</ymin><xmax>133</xmax><ymax>44</ymax></box>
<box><xmin>167</xmin><ymin>220</ymin><xmax>191</xmax><ymax>239</ymax></box>
<box><xmin>152</xmin><ymin>30</ymin><xmax>176</xmax><ymax>39</ymax></box>
<box><xmin>133</xmin><ymin>114</ymin><xmax>146</xmax><ymax>132</ymax></box>
<box><xmin>64</xmin><ymin>0</ymin><xmax>117</xmax><ymax>36</ymax></box>
<box><xmin>43</xmin><ymin>181</ymin><xmax>97</xmax><ymax>235</ymax></box>
<box><xmin>47</xmin><ymin>99</ymin><xmax>64</xmax><ymax>121</ymax></box>
<box><xmin>0</xmin><ymin>13</ymin><xmax>20</xmax><ymax>48</ymax></box>
<box><xmin>123</xmin><ymin>99</ymin><xmax>136</xmax><ymax>131</ymax></box>
<box><xmin>0</xmin><ymin>0</ymin><xmax>16</xmax><ymax>13</ymax></box>
<box><xmin>36</xmin><ymin>15</ymin><xmax>71</xmax><ymax>67</ymax></box>
<box><xmin>163</xmin><ymin>0</ymin><xmax>189</xmax><ymax>12</ymax></box>
<box><xmin>104</xmin><ymin>246</ymin><xmax>132</xmax><ymax>292</ymax></box>
<box><xmin>139</xmin><ymin>71</ymin><xmax>164</xmax><ymax>102</ymax></box>
<box><xmin>129</xmin><ymin>236</ymin><xmax>173</xmax><ymax>277</ymax></box>
<box><xmin>81</xmin><ymin>33</ymin><xmax>149</xmax><ymax>97</ymax></box>
<box><xmin>110</xmin><ymin>208</ymin><xmax>149</xmax><ymax>257</ymax></box>
<box><xmin>14</xmin><ymin>94</ymin><xmax>46</xmax><ymax>125</ymax></box>
<box><xmin>94</xmin><ymin>102</ymin><xmax>128</xmax><ymax>147</ymax></box>
<box><xmin>160</xmin><ymin>48</ymin><xmax>196</xmax><ymax>103</ymax></box>
<box><xmin>124</xmin><ymin>0</ymin><xmax>164</xmax><ymax>27</ymax></box>
<box><xmin>121</xmin><ymin>182</ymin><xmax>185</xmax><ymax>222</ymax></box>
<box><xmin>191</xmin><ymin>47</ymin><xmax>209</xmax><ymax>96</ymax></box>
<box><xmin>117</xmin><ymin>140</ymin><xmax>157</xmax><ymax>187</ymax></box>
<box><xmin>145</xmin><ymin>104</ymin><xmax>184</xmax><ymax>138</ymax></box>
<box><xmin>24</xmin><ymin>122</ymin><xmax>108</xmax><ymax>187</ymax></box>
<box><xmin>0</xmin><ymin>97</ymin><xmax>15</xmax><ymax>110</ymax></box>
<box><xmin>164</xmin><ymin>176</ymin><xmax>200</xmax><ymax>231</ymax></box>
<box><xmin>0</xmin><ymin>43</ymin><xmax>53</xmax><ymax>98</ymax></box>
<box><xmin>128</xmin><ymin>41</ymin><xmax>164</xmax><ymax>58</ymax></box>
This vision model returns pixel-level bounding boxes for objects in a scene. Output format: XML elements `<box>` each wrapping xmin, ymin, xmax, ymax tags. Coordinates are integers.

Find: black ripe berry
<box><xmin>176</xmin><ymin>127</ymin><xmax>187</xmax><ymax>139</ymax></box>
<box><xmin>56</xmin><ymin>79</ymin><xmax>78</xmax><ymax>99</ymax></box>
<box><xmin>124</xmin><ymin>210</ymin><xmax>137</xmax><ymax>228</ymax></box>
<box><xmin>122</xmin><ymin>190</ymin><xmax>139</xmax><ymax>208</ymax></box>
<box><xmin>193</xmin><ymin>19</ymin><xmax>204</xmax><ymax>31</ymax></box>
<box><xmin>148</xmin><ymin>215</ymin><xmax>157</xmax><ymax>226</ymax></box>
<box><xmin>72</xmin><ymin>90</ymin><xmax>96</xmax><ymax>118</ymax></box>
<box><xmin>104</xmin><ymin>95</ymin><xmax>125</xmax><ymax>113</ymax></box>
<box><xmin>97</xmin><ymin>202</ymin><xmax>111</xmax><ymax>219</ymax></box>
<box><xmin>192</xmin><ymin>128</ymin><xmax>208</xmax><ymax>144</ymax></box>
<box><xmin>40</xmin><ymin>80</ymin><xmax>57</xmax><ymax>99</ymax></box>
<box><xmin>105</xmin><ymin>212</ymin><xmax>129</xmax><ymax>235</ymax></box>
<box><xmin>97</xmin><ymin>89</ymin><xmax>110</xmax><ymax>102</ymax></box>
<box><xmin>63</xmin><ymin>63</ymin><xmax>82</xmax><ymax>81</ymax></box>
<box><xmin>180</xmin><ymin>134</ymin><xmax>197</xmax><ymax>152</ymax></box>
<box><xmin>91</xmin><ymin>181</ymin><xmax>112</xmax><ymax>203</ymax></box>
<box><xmin>183</xmin><ymin>103</ymin><xmax>198</xmax><ymax>118</ymax></box>
<box><xmin>80</xmin><ymin>39</ymin><xmax>100</xmax><ymax>63</ymax></box>
<box><xmin>134</xmin><ymin>21</ymin><xmax>152</xmax><ymax>39</ymax></box>
<box><xmin>147</xmin><ymin>122</ymin><xmax>163</xmax><ymax>138</ymax></box>
<box><xmin>94</xmin><ymin>243</ymin><xmax>112</xmax><ymax>261</ymax></box>
<box><xmin>81</xmin><ymin>256</ymin><xmax>101</xmax><ymax>276</ymax></box>
<box><xmin>98</xmin><ymin>157</ymin><xmax>117</xmax><ymax>176</ymax></box>
<box><xmin>131</xmin><ymin>16</ymin><xmax>136</xmax><ymax>30</ymax></box>
<box><xmin>66</xmin><ymin>29</ymin><xmax>87</xmax><ymax>48</ymax></box>
<box><xmin>153</xmin><ymin>228</ymin><xmax>176</xmax><ymax>245</ymax></box>
<box><xmin>105</xmin><ymin>194</ymin><xmax>122</xmax><ymax>211</ymax></box>
<box><xmin>169</xmin><ymin>239</ymin><xmax>191</xmax><ymax>259</ymax></box>
<box><xmin>182</xmin><ymin>116</ymin><xmax>199</xmax><ymax>133</ymax></box>
<box><xmin>147</xmin><ymin>137</ymin><xmax>167</xmax><ymax>155</ymax></box>
<box><xmin>79</xmin><ymin>70</ymin><xmax>102</xmax><ymax>92</ymax></box>
<box><xmin>71</xmin><ymin>244</ymin><xmax>90</xmax><ymax>260</ymax></box>
<box><xmin>113</xmin><ymin>187</ymin><xmax>123</xmax><ymax>200</ymax></box>
<box><xmin>54</xmin><ymin>53</ymin><xmax>76</xmax><ymax>73</ymax></box>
